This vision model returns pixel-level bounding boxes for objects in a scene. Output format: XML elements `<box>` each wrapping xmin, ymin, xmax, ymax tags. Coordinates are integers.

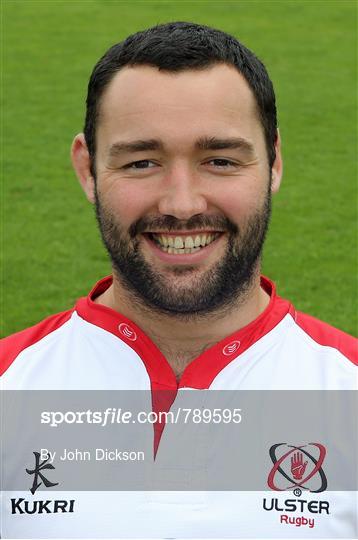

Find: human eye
<box><xmin>206</xmin><ymin>158</ymin><xmax>239</xmax><ymax>169</ymax></box>
<box><xmin>122</xmin><ymin>159</ymin><xmax>157</xmax><ymax>170</ymax></box>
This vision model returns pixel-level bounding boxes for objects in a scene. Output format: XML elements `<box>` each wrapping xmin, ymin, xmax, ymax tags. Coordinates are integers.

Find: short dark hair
<box><xmin>84</xmin><ymin>21</ymin><xmax>277</xmax><ymax>174</ymax></box>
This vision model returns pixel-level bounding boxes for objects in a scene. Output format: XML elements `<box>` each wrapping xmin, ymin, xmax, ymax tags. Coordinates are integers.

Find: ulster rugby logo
<box><xmin>267</xmin><ymin>443</ymin><xmax>327</xmax><ymax>493</ymax></box>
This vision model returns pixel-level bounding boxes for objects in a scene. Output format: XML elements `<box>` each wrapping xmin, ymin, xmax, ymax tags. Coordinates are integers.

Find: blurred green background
<box><xmin>2</xmin><ymin>0</ymin><xmax>357</xmax><ymax>336</ymax></box>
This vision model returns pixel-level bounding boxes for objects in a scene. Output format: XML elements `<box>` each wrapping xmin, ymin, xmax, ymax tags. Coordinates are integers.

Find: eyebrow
<box><xmin>108</xmin><ymin>139</ymin><xmax>163</xmax><ymax>156</ymax></box>
<box><xmin>108</xmin><ymin>136</ymin><xmax>255</xmax><ymax>157</ymax></box>
<box><xmin>195</xmin><ymin>136</ymin><xmax>255</xmax><ymax>154</ymax></box>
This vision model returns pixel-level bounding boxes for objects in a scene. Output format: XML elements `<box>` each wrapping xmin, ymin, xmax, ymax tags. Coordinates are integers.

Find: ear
<box><xmin>71</xmin><ymin>133</ymin><xmax>95</xmax><ymax>203</ymax></box>
<box><xmin>270</xmin><ymin>129</ymin><xmax>283</xmax><ymax>194</ymax></box>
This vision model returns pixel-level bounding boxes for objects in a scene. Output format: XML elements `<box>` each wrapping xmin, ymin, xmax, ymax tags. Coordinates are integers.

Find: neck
<box><xmin>95</xmin><ymin>269</ymin><xmax>270</xmax><ymax>377</ymax></box>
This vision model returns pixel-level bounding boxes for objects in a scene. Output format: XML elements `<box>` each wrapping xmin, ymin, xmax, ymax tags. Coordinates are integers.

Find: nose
<box><xmin>157</xmin><ymin>164</ymin><xmax>208</xmax><ymax>219</ymax></box>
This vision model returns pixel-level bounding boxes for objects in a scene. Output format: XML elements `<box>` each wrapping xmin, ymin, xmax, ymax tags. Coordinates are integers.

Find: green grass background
<box><xmin>2</xmin><ymin>0</ymin><xmax>357</xmax><ymax>336</ymax></box>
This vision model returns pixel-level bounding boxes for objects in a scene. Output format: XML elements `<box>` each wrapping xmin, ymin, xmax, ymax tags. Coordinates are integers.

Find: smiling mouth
<box><xmin>145</xmin><ymin>232</ymin><xmax>222</xmax><ymax>254</ymax></box>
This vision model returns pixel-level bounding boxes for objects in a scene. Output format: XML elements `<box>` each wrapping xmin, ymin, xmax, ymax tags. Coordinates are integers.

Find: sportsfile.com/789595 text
<box><xmin>40</xmin><ymin>407</ymin><xmax>243</xmax><ymax>427</ymax></box>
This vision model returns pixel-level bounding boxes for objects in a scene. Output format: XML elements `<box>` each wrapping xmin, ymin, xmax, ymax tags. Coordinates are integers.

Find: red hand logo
<box><xmin>291</xmin><ymin>451</ymin><xmax>308</xmax><ymax>480</ymax></box>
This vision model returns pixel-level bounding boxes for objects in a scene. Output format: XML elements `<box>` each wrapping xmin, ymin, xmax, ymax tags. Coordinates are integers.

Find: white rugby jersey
<box><xmin>1</xmin><ymin>275</ymin><xmax>357</xmax><ymax>539</ymax></box>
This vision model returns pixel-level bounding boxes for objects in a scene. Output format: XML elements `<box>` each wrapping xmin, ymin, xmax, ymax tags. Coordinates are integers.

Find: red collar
<box><xmin>75</xmin><ymin>275</ymin><xmax>294</xmax><ymax>390</ymax></box>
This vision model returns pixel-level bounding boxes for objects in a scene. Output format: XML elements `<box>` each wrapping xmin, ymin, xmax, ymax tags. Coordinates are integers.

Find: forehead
<box><xmin>97</xmin><ymin>64</ymin><xmax>261</xmax><ymax>145</ymax></box>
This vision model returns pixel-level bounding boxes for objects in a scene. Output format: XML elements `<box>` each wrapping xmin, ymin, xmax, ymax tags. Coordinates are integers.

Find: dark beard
<box><xmin>94</xmin><ymin>187</ymin><xmax>271</xmax><ymax>318</ymax></box>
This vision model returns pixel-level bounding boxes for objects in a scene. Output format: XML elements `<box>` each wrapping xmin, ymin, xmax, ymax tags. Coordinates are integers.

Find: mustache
<box><xmin>129</xmin><ymin>215</ymin><xmax>238</xmax><ymax>238</ymax></box>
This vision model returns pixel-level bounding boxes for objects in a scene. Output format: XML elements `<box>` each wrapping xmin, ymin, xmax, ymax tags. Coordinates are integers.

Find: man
<box><xmin>1</xmin><ymin>22</ymin><xmax>357</xmax><ymax>538</ymax></box>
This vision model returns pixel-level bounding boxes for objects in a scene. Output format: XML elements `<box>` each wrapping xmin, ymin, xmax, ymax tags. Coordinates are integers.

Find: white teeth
<box><xmin>200</xmin><ymin>234</ymin><xmax>207</xmax><ymax>246</ymax></box>
<box><xmin>174</xmin><ymin>236</ymin><xmax>184</xmax><ymax>249</ymax></box>
<box><xmin>184</xmin><ymin>236</ymin><xmax>194</xmax><ymax>249</ymax></box>
<box><xmin>158</xmin><ymin>245</ymin><xmax>203</xmax><ymax>255</ymax></box>
<box><xmin>152</xmin><ymin>232</ymin><xmax>220</xmax><ymax>253</ymax></box>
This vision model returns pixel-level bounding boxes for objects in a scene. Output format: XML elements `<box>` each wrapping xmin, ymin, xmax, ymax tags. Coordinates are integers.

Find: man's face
<box><xmin>90</xmin><ymin>64</ymin><xmax>281</xmax><ymax>316</ymax></box>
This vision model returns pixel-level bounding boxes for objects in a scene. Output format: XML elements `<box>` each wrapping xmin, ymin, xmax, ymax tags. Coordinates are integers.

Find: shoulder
<box><xmin>0</xmin><ymin>309</ymin><xmax>74</xmax><ymax>376</ymax></box>
<box><xmin>292</xmin><ymin>310</ymin><xmax>357</xmax><ymax>366</ymax></box>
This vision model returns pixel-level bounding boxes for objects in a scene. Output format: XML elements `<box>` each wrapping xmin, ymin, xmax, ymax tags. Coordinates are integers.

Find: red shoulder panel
<box><xmin>295</xmin><ymin>311</ymin><xmax>358</xmax><ymax>366</ymax></box>
<box><xmin>0</xmin><ymin>309</ymin><xmax>74</xmax><ymax>376</ymax></box>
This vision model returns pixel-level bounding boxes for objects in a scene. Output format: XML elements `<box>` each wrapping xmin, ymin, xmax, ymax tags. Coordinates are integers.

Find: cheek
<box><xmin>214</xmin><ymin>184</ymin><xmax>265</xmax><ymax>224</ymax></box>
<box><xmin>100</xmin><ymin>181</ymin><xmax>157</xmax><ymax>227</ymax></box>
